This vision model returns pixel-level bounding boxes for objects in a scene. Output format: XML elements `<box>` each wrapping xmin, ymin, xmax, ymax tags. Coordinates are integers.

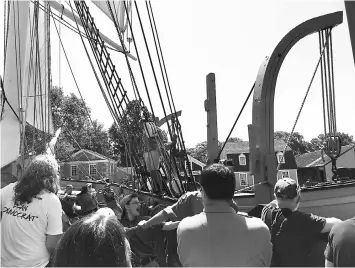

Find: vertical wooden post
<box><xmin>345</xmin><ymin>1</ymin><xmax>355</xmax><ymax>67</ymax></box>
<box><xmin>205</xmin><ymin>73</ymin><xmax>219</xmax><ymax>165</ymax></box>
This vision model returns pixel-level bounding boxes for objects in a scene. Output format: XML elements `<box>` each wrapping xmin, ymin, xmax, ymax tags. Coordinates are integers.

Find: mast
<box><xmin>205</xmin><ymin>73</ymin><xmax>219</xmax><ymax>165</ymax></box>
<box><xmin>59</xmin><ymin>0</ymin><xmax>62</xmax><ymax>88</ymax></box>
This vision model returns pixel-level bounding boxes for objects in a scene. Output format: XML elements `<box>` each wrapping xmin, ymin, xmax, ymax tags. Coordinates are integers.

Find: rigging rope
<box><xmin>134</xmin><ymin>2</ymin><xmax>195</xmax><ymax>189</ymax></box>
<box><xmin>146</xmin><ymin>1</ymin><xmax>193</xmax><ymax>177</ymax></box>
<box><xmin>217</xmin><ymin>82</ymin><xmax>255</xmax><ymax>161</ymax></box>
<box><xmin>72</xmin><ymin>1</ymin><xmax>151</xmax><ymax>185</ymax></box>
<box><xmin>123</xmin><ymin>1</ymin><xmax>156</xmax><ymax>120</ymax></box>
<box><xmin>276</xmin><ymin>29</ymin><xmax>332</xmax><ymax>172</ymax></box>
<box><xmin>68</xmin><ymin>1</ymin><xmax>138</xmax><ymax>178</ymax></box>
<box><xmin>108</xmin><ymin>1</ymin><xmax>182</xmax><ymax>191</ymax></box>
<box><xmin>134</xmin><ymin>1</ymin><xmax>173</xmax><ymax>140</ymax></box>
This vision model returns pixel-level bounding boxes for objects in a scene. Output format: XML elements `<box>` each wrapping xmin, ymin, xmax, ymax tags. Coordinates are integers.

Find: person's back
<box><xmin>261</xmin><ymin>178</ymin><xmax>341</xmax><ymax>267</ymax></box>
<box><xmin>263</xmin><ymin>207</ymin><xmax>326</xmax><ymax>266</ymax></box>
<box><xmin>325</xmin><ymin>217</ymin><xmax>355</xmax><ymax>267</ymax></box>
<box><xmin>177</xmin><ymin>164</ymin><xmax>272</xmax><ymax>267</ymax></box>
<box><xmin>178</xmin><ymin>210</ymin><xmax>271</xmax><ymax>267</ymax></box>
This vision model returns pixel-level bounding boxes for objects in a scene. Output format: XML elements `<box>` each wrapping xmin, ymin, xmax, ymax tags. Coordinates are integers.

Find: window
<box><xmin>71</xmin><ymin>165</ymin><xmax>78</xmax><ymax>176</ymax></box>
<box><xmin>281</xmin><ymin>171</ymin><xmax>290</xmax><ymax>178</ymax></box>
<box><xmin>277</xmin><ymin>152</ymin><xmax>285</xmax><ymax>164</ymax></box>
<box><xmin>239</xmin><ymin>154</ymin><xmax>246</xmax><ymax>166</ymax></box>
<box><xmin>89</xmin><ymin>164</ymin><xmax>97</xmax><ymax>175</ymax></box>
<box><xmin>239</xmin><ymin>173</ymin><xmax>248</xmax><ymax>187</ymax></box>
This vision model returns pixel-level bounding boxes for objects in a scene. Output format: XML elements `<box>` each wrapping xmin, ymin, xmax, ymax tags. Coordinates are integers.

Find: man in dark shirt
<box><xmin>325</xmin><ymin>217</ymin><xmax>355</xmax><ymax>267</ymax></box>
<box><xmin>261</xmin><ymin>178</ymin><xmax>341</xmax><ymax>267</ymax></box>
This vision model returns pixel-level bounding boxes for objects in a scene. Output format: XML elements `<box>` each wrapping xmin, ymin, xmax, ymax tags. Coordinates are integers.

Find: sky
<box><xmin>1</xmin><ymin>0</ymin><xmax>354</xmax><ymax>149</ymax></box>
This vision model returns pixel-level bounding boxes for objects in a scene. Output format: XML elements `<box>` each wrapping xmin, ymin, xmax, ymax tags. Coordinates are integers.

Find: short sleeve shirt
<box><xmin>324</xmin><ymin>217</ymin><xmax>355</xmax><ymax>267</ymax></box>
<box><xmin>177</xmin><ymin>205</ymin><xmax>272</xmax><ymax>266</ymax></box>
<box><xmin>1</xmin><ymin>183</ymin><xmax>63</xmax><ymax>267</ymax></box>
<box><xmin>261</xmin><ymin>204</ymin><xmax>326</xmax><ymax>266</ymax></box>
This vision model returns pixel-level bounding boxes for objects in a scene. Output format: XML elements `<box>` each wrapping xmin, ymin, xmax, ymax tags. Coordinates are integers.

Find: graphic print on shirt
<box><xmin>3</xmin><ymin>203</ymin><xmax>39</xmax><ymax>222</ymax></box>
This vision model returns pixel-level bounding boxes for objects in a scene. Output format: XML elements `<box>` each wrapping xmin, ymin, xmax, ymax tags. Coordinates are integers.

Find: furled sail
<box><xmin>91</xmin><ymin>0</ymin><xmax>131</xmax><ymax>34</ymax></box>
<box><xmin>1</xmin><ymin>0</ymin><xmax>31</xmax><ymax>168</ymax></box>
<box><xmin>1</xmin><ymin>0</ymin><xmax>53</xmax><ymax>168</ymax></box>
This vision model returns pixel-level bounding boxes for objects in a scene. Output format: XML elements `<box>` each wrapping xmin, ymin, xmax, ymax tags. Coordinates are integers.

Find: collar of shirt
<box><xmin>203</xmin><ymin>204</ymin><xmax>236</xmax><ymax>213</ymax></box>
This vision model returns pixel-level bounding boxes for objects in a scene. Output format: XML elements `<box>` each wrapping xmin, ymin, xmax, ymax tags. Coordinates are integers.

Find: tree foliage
<box><xmin>307</xmin><ymin>132</ymin><xmax>354</xmax><ymax>151</ymax></box>
<box><xmin>109</xmin><ymin>100</ymin><xmax>168</xmax><ymax>167</ymax></box>
<box><xmin>274</xmin><ymin>131</ymin><xmax>310</xmax><ymax>156</ymax></box>
<box><xmin>24</xmin><ymin>86</ymin><xmax>111</xmax><ymax>161</ymax></box>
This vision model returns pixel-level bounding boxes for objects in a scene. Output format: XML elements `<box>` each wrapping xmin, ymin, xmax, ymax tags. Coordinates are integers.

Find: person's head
<box><xmin>120</xmin><ymin>193</ymin><xmax>141</xmax><ymax>220</ymax></box>
<box><xmin>274</xmin><ymin>178</ymin><xmax>301</xmax><ymax>211</ymax></box>
<box><xmin>79</xmin><ymin>183</ymin><xmax>92</xmax><ymax>195</ymax></box>
<box><xmin>13</xmin><ymin>154</ymin><xmax>60</xmax><ymax>205</ymax></box>
<box><xmin>65</xmin><ymin>184</ymin><xmax>73</xmax><ymax>194</ymax></box>
<box><xmin>200</xmin><ymin>163</ymin><xmax>235</xmax><ymax>205</ymax></box>
<box><xmin>53</xmin><ymin>209</ymin><xmax>131</xmax><ymax>267</ymax></box>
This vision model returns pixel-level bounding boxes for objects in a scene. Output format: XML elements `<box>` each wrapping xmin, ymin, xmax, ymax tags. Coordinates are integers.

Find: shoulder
<box><xmin>1</xmin><ymin>182</ymin><xmax>16</xmax><ymax>194</ymax></box>
<box><xmin>245</xmin><ymin>215</ymin><xmax>269</xmax><ymax>229</ymax></box>
<box><xmin>293</xmin><ymin>210</ymin><xmax>325</xmax><ymax>222</ymax></box>
<box><xmin>331</xmin><ymin>218</ymin><xmax>355</xmax><ymax>235</ymax></box>
<box><xmin>41</xmin><ymin>192</ymin><xmax>61</xmax><ymax>205</ymax></box>
<box><xmin>178</xmin><ymin>213</ymin><xmax>205</xmax><ymax>232</ymax></box>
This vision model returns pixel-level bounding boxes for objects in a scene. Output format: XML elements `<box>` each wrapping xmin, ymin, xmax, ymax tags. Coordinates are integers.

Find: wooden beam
<box><xmin>205</xmin><ymin>73</ymin><xmax>219</xmax><ymax>165</ymax></box>
<box><xmin>251</xmin><ymin>12</ymin><xmax>343</xmax><ymax>203</ymax></box>
<box><xmin>345</xmin><ymin>1</ymin><xmax>355</xmax><ymax>67</ymax></box>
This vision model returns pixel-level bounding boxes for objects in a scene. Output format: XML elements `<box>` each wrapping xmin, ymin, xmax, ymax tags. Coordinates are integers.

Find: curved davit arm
<box><xmin>249</xmin><ymin>11</ymin><xmax>343</xmax><ymax>203</ymax></box>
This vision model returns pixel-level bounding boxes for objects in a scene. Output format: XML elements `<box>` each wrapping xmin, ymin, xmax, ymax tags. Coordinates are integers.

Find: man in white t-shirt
<box><xmin>1</xmin><ymin>154</ymin><xmax>63</xmax><ymax>267</ymax></box>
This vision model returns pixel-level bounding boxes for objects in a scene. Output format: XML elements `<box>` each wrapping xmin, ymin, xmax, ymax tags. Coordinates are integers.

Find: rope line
<box><xmin>276</xmin><ymin>29</ymin><xmax>332</xmax><ymax>172</ymax></box>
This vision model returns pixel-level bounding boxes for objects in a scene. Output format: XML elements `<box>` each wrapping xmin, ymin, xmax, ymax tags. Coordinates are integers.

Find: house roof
<box><xmin>70</xmin><ymin>149</ymin><xmax>115</xmax><ymax>162</ymax></box>
<box><xmin>296</xmin><ymin>144</ymin><xmax>355</xmax><ymax>168</ymax></box>
<box><xmin>219</xmin><ymin>140</ymin><xmax>290</xmax><ymax>160</ymax></box>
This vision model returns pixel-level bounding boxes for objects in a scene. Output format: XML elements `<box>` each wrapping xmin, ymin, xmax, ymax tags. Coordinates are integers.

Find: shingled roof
<box><xmin>296</xmin><ymin>144</ymin><xmax>355</xmax><ymax>168</ymax></box>
<box><xmin>219</xmin><ymin>140</ymin><xmax>290</xmax><ymax>160</ymax></box>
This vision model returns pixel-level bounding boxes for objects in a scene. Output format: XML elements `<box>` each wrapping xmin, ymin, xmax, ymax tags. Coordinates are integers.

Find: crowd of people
<box><xmin>1</xmin><ymin>153</ymin><xmax>355</xmax><ymax>267</ymax></box>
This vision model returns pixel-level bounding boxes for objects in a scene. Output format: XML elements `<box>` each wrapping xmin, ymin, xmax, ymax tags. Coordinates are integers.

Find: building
<box><xmin>219</xmin><ymin>140</ymin><xmax>298</xmax><ymax>191</ymax></box>
<box><xmin>296</xmin><ymin>144</ymin><xmax>355</xmax><ymax>186</ymax></box>
<box><xmin>59</xmin><ymin>149</ymin><xmax>129</xmax><ymax>183</ymax></box>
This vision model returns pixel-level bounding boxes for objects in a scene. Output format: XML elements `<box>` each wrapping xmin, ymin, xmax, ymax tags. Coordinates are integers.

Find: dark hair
<box><xmin>200</xmin><ymin>163</ymin><xmax>235</xmax><ymax>200</ymax></box>
<box><xmin>52</xmin><ymin>211</ymin><xmax>131</xmax><ymax>267</ymax></box>
<box><xmin>121</xmin><ymin>193</ymin><xmax>139</xmax><ymax>219</ymax></box>
<box><xmin>13</xmin><ymin>154</ymin><xmax>60</xmax><ymax>205</ymax></box>
<box><xmin>78</xmin><ymin>183</ymin><xmax>92</xmax><ymax>196</ymax></box>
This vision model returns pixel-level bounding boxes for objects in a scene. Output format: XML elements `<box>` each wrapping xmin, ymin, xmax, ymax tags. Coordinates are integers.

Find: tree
<box><xmin>274</xmin><ymin>131</ymin><xmax>310</xmax><ymax>156</ymax></box>
<box><xmin>50</xmin><ymin>87</ymin><xmax>110</xmax><ymax>161</ymax></box>
<box><xmin>109</xmin><ymin>100</ymin><xmax>168</xmax><ymax>167</ymax></box>
<box><xmin>308</xmin><ymin>132</ymin><xmax>355</xmax><ymax>151</ymax></box>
